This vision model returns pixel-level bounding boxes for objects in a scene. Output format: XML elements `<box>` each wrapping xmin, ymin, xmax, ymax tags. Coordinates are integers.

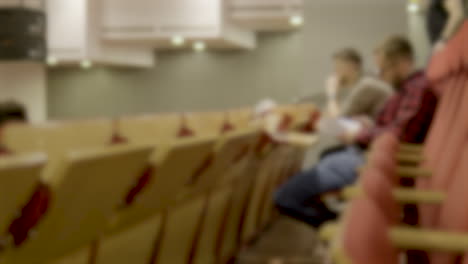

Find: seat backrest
<box><xmin>340</xmin><ymin>197</ymin><xmax>398</xmax><ymax>264</ymax></box>
<box><xmin>292</xmin><ymin>104</ymin><xmax>316</xmax><ymax>129</ymax></box>
<box><xmin>5</xmin><ymin>145</ymin><xmax>153</xmax><ymax>262</ymax></box>
<box><xmin>228</xmin><ymin>108</ymin><xmax>253</xmax><ymax>129</ymax></box>
<box><xmin>113</xmin><ymin>136</ymin><xmax>217</xmax><ymax>232</ymax></box>
<box><xmin>0</xmin><ymin>153</ymin><xmax>46</xmax><ymax>234</ymax></box>
<box><xmin>117</xmin><ymin>113</ymin><xmax>182</xmax><ymax>144</ymax></box>
<box><xmin>273</xmin><ymin>105</ymin><xmax>295</xmax><ymax>132</ymax></box>
<box><xmin>184</xmin><ymin>111</ymin><xmax>226</xmax><ymax>137</ymax></box>
<box><xmin>2</xmin><ymin>119</ymin><xmax>114</xmax><ymax>157</ymax></box>
<box><xmin>184</xmin><ymin>128</ymin><xmax>261</xmax><ymax>195</ymax></box>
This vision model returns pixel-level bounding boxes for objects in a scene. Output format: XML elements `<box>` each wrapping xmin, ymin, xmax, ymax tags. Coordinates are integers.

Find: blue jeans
<box><xmin>274</xmin><ymin>146</ymin><xmax>364</xmax><ymax>227</ymax></box>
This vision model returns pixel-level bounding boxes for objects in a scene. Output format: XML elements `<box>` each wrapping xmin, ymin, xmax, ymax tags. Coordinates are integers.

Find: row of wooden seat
<box><xmin>0</xmin><ymin>104</ymin><xmax>319</xmax><ymax>264</ymax></box>
<box><xmin>319</xmin><ymin>21</ymin><xmax>468</xmax><ymax>264</ymax></box>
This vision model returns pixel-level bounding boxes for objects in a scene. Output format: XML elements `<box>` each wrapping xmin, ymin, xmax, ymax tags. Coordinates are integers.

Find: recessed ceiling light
<box><xmin>46</xmin><ymin>56</ymin><xmax>58</xmax><ymax>66</ymax></box>
<box><xmin>171</xmin><ymin>35</ymin><xmax>185</xmax><ymax>47</ymax></box>
<box><xmin>80</xmin><ymin>60</ymin><xmax>93</xmax><ymax>69</ymax></box>
<box><xmin>193</xmin><ymin>41</ymin><xmax>206</xmax><ymax>52</ymax></box>
<box><xmin>407</xmin><ymin>2</ymin><xmax>420</xmax><ymax>13</ymax></box>
<box><xmin>289</xmin><ymin>15</ymin><xmax>304</xmax><ymax>27</ymax></box>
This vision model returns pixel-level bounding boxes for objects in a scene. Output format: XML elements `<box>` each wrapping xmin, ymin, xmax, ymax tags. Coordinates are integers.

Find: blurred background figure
<box><xmin>325</xmin><ymin>48</ymin><xmax>392</xmax><ymax>120</ymax></box>
<box><xmin>0</xmin><ymin>101</ymin><xmax>27</xmax><ymax>126</ymax></box>
<box><xmin>274</xmin><ymin>35</ymin><xmax>437</xmax><ymax>228</ymax></box>
<box><xmin>425</xmin><ymin>0</ymin><xmax>466</xmax><ymax>51</ymax></box>
<box><xmin>318</xmin><ymin>48</ymin><xmax>393</xmax><ymax>159</ymax></box>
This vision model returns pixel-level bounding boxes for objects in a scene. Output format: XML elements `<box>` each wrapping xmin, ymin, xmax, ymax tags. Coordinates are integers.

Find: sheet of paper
<box><xmin>318</xmin><ymin>117</ymin><xmax>362</xmax><ymax>137</ymax></box>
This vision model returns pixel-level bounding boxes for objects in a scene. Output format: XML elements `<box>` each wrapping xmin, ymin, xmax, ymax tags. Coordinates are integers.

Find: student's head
<box><xmin>332</xmin><ymin>48</ymin><xmax>363</xmax><ymax>85</ymax></box>
<box><xmin>0</xmin><ymin>101</ymin><xmax>27</xmax><ymax>127</ymax></box>
<box><xmin>374</xmin><ymin>36</ymin><xmax>414</xmax><ymax>88</ymax></box>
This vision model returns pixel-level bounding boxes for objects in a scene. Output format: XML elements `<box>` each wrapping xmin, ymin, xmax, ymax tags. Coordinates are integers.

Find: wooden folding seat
<box><xmin>2</xmin><ymin>119</ymin><xmax>114</xmax><ymax>155</ymax></box>
<box><xmin>190</xmin><ymin>186</ymin><xmax>233</xmax><ymax>264</ymax></box>
<box><xmin>181</xmin><ymin>115</ymin><xmax>261</xmax><ymax>263</ymax></box>
<box><xmin>256</xmin><ymin>155</ymin><xmax>286</xmax><ymax>229</ymax></box>
<box><xmin>97</xmin><ymin>190</ymin><xmax>227</xmax><ymax>264</ymax></box>
<box><xmin>0</xmin><ymin>144</ymin><xmax>152</xmax><ymax>264</ymax></box>
<box><xmin>0</xmin><ymin>119</ymin><xmax>118</xmax><ymax>251</ymax></box>
<box><xmin>94</xmin><ymin>114</ymin><xmax>217</xmax><ymax>264</ymax></box>
<box><xmin>217</xmin><ymin>167</ymin><xmax>258</xmax><ymax>263</ymax></box>
<box><xmin>184</xmin><ymin>111</ymin><xmax>226</xmax><ymax>137</ymax></box>
<box><xmin>104</xmin><ymin>114</ymin><xmax>216</xmax><ymax>229</ymax></box>
<box><xmin>114</xmin><ymin>113</ymin><xmax>183</xmax><ymax>143</ymax></box>
<box><xmin>240</xmin><ymin>152</ymin><xmax>280</xmax><ymax>243</ymax></box>
<box><xmin>0</xmin><ymin>153</ymin><xmax>45</xmax><ymax>241</ymax></box>
<box><xmin>178</xmin><ymin>126</ymin><xmax>261</xmax><ymax>264</ymax></box>
<box><xmin>151</xmin><ymin>197</ymin><xmax>207</xmax><ymax>264</ymax></box>
<box><xmin>227</xmin><ymin>108</ymin><xmax>253</xmax><ymax>130</ymax></box>
<box><xmin>183</xmin><ymin>127</ymin><xmax>261</xmax><ymax>198</ymax></box>
<box><xmin>2</xmin><ymin>119</ymin><xmax>114</xmax><ymax>182</ymax></box>
<box><xmin>165</xmin><ymin>110</ymin><xmax>261</xmax><ymax>195</ymax></box>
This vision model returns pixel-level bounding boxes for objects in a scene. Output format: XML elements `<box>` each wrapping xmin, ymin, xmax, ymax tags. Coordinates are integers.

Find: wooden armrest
<box><xmin>390</xmin><ymin>227</ymin><xmax>468</xmax><ymax>253</ymax></box>
<box><xmin>325</xmin><ymin>224</ymin><xmax>468</xmax><ymax>257</ymax></box>
<box><xmin>364</xmin><ymin>152</ymin><xmax>424</xmax><ymax>166</ymax></box>
<box><xmin>359</xmin><ymin>164</ymin><xmax>430</xmax><ymax>178</ymax></box>
<box><xmin>399</xmin><ymin>143</ymin><xmax>424</xmax><ymax>153</ymax></box>
<box><xmin>396</xmin><ymin>153</ymin><xmax>425</xmax><ymax>164</ymax></box>
<box><xmin>331</xmin><ymin>247</ymin><xmax>353</xmax><ymax>264</ymax></box>
<box><xmin>397</xmin><ymin>166</ymin><xmax>432</xmax><ymax>178</ymax></box>
<box><xmin>283</xmin><ymin>133</ymin><xmax>319</xmax><ymax>148</ymax></box>
<box><xmin>341</xmin><ymin>186</ymin><xmax>445</xmax><ymax>204</ymax></box>
<box><xmin>392</xmin><ymin>188</ymin><xmax>445</xmax><ymax>204</ymax></box>
<box><xmin>341</xmin><ymin>186</ymin><xmax>362</xmax><ymax>200</ymax></box>
<box><xmin>319</xmin><ymin>221</ymin><xmax>340</xmax><ymax>241</ymax></box>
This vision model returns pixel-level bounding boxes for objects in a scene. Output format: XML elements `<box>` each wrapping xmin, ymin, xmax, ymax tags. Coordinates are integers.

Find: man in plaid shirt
<box><xmin>355</xmin><ymin>71</ymin><xmax>437</xmax><ymax>146</ymax></box>
<box><xmin>275</xmin><ymin>36</ymin><xmax>438</xmax><ymax>228</ymax></box>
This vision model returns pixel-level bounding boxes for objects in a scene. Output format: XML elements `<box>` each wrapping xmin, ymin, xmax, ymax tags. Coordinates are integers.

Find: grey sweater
<box><xmin>340</xmin><ymin>77</ymin><xmax>394</xmax><ymax>119</ymax></box>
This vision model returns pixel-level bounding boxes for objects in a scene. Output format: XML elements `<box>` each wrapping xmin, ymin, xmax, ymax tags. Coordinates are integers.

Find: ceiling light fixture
<box><xmin>289</xmin><ymin>15</ymin><xmax>304</xmax><ymax>27</ymax></box>
<box><xmin>171</xmin><ymin>35</ymin><xmax>185</xmax><ymax>47</ymax></box>
<box><xmin>407</xmin><ymin>2</ymin><xmax>420</xmax><ymax>13</ymax></box>
<box><xmin>80</xmin><ymin>60</ymin><xmax>93</xmax><ymax>69</ymax></box>
<box><xmin>193</xmin><ymin>41</ymin><xmax>206</xmax><ymax>52</ymax></box>
<box><xmin>46</xmin><ymin>56</ymin><xmax>58</xmax><ymax>66</ymax></box>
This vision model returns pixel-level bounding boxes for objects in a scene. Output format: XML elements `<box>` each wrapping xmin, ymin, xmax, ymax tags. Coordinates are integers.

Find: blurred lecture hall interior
<box><xmin>0</xmin><ymin>0</ymin><xmax>468</xmax><ymax>263</ymax></box>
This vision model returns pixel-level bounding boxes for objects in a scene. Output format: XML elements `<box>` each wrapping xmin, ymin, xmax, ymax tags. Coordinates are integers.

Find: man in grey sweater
<box><xmin>325</xmin><ymin>48</ymin><xmax>393</xmax><ymax>121</ymax></box>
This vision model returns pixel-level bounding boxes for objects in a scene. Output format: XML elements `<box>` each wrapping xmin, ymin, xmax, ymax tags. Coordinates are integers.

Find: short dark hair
<box><xmin>333</xmin><ymin>48</ymin><xmax>363</xmax><ymax>67</ymax></box>
<box><xmin>375</xmin><ymin>35</ymin><xmax>414</xmax><ymax>62</ymax></box>
<box><xmin>0</xmin><ymin>101</ymin><xmax>27</xmax><ymax>126</ymax></box>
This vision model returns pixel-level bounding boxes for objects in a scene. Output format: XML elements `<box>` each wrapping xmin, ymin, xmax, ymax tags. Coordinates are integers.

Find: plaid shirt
<box><xmin>357</xmin><ymin>71</ymin><xmax>438</xmax><ymax>146</ymax></box>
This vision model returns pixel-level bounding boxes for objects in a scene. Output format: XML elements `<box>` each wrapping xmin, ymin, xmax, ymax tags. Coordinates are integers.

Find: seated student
<box><xmin>319</xmin><ymin>49</ymin><xmax>393</xmax><ymax>158</ymax></box>
<box><xmin>324</xmin><ymin>48</ymin><xmax>393</xmax><ymax>120</ymax></box>
<box><xmin>274</xmin><ymin>36</ymin><xmax>438</xmax><ymax>228</ymax></box>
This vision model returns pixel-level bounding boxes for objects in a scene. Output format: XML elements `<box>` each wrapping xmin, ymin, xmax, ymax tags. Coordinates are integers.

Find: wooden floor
<box><xmin>235</xmin><ymin>217</ymin><xmax>325</xmax><ymax>264</ymax></box>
